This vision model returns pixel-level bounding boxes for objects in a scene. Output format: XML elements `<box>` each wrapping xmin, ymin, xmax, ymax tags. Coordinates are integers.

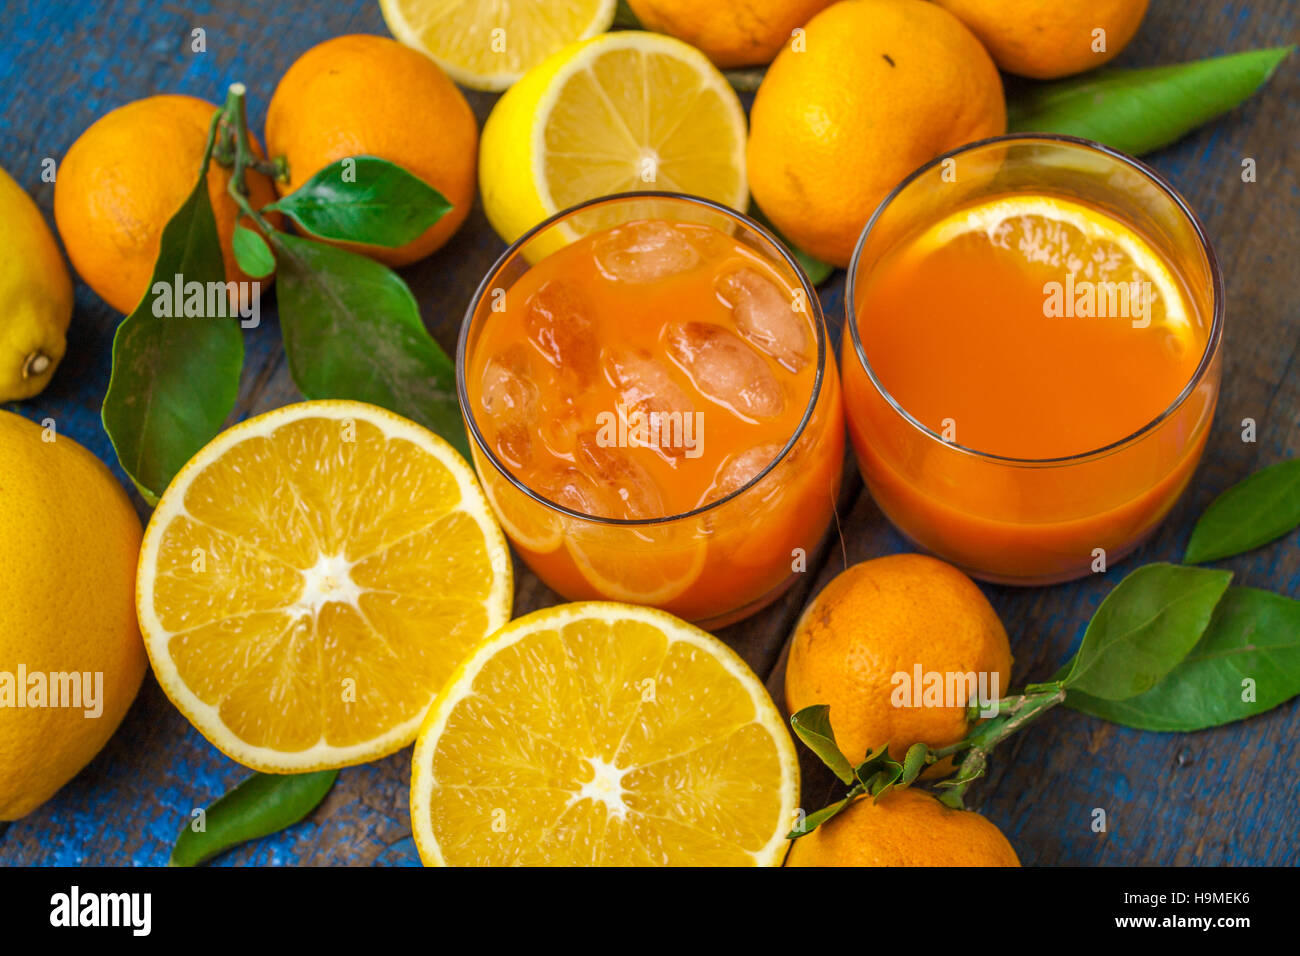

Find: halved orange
<box><xmin>136</xmin><ymin>401</ymin><xmax>512</xmax><ymax>772</ymax></box>
<box><xmin>410</xmin><ymin>602</ymin><xmax>799</xmax><ymax>865</ymax></box>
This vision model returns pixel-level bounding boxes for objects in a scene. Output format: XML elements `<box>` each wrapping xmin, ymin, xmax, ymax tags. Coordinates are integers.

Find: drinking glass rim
<box><xmin>456</xmin><ymin>190</ymin><xmax>829</xmax><ymax>527</ymax></box>
<box><xmin>844</xmin><ymin>132</ymin><xmax>1225</xmax><ymax>468</ymax></box>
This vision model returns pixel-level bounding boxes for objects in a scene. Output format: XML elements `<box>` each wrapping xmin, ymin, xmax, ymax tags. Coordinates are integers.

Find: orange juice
<box><xmin>462</xmin><ymin>205</ymin><xmax>843</xmax><ymax>625</ymax></box>
<box><xmin>843</xmin><ymin>138</ymin><xmax>1221</xmax><ymax>583</ymax></box>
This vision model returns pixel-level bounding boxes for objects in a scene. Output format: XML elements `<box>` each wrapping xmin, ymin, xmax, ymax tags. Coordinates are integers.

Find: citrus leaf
<box><xmin>232</xmin><ymin>223</ymin><xmax>275</xmax><ymax>278</ymax></box>
<box><xmin>1184</xmin><ymin>459</ymin><xmax>1300</xmax><ymax>564</ymax></box>
<box><xmin>170</xmin><ymin>770</ymin><xmax>338</xmax><ymax>867</ymax></box>
<box><xmin>1007</xmin><ymin>46</ymin><xmax>1294</xmax><ymax>155</ymax></box>
<box><xmin>789</xmin><ymin>705</ymin><xmax>856</xmax><ymax>784</ymax></box>
<box><xmin>102</xmin><ymin>149</ymin><xmax>243</xmax><ymax>504</ymax></box>
<box><xmin>786</xmin><ymin>787</ymin><xmax>862</xmax><ymax>840</ymax></box>
<box><xmin>1065</xmin><ymin>587</ymin><xmax>1300</xmax><ymax>731</ymax></box>
<box><xmin>1061</xmin><ymin>563</ymin><xmax>1232</xmax><ymax>701</ymax></box>
<box><xmin>269</xmin><ymin>156</ymin><xmax>451</xmax><ymax>248</ymax></box>
<box><xmin>271</xmin><ymin>232</ymin><xmax>468</xmax><ymax>458</ymax></box>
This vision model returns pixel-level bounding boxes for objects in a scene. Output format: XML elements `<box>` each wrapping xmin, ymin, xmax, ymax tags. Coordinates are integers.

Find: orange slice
<box><xmin>136</xmin><ymin>401</ymin><xmax>512</xmax><ymax>772</ymax></box>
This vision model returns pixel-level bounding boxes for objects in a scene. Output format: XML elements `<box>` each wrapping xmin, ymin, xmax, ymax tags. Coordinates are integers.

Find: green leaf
<box><xmin>102</xmin><ymin>152</ymin><xmax>244</xmax><ymax>504</ymax></box>
<box><xmin>1062</xmin><ymin>563</ymin><xmax>1233</xmax><ymax>701</ymax></box>
<box><xmin>786</xmin><ymin>787</ymin><xmax>862</xmax><ymax>840</ymax></box>
<box><xmin>854</xmin><ymin>743</ymin><xmax>904</xmax><ymax>795</ymax></box>
<box><xmin>789</xmin><ymin>705</ymin><xmax>857</xmax><ymax>784</ymax></box>
<box><xmin>232</xmin><ymin>224</ymin><xmax>275</xmax><ymax>278</ymax></box>
<box><xmin>271</xmin><ymin>232</ymin><xmax>468</xmax><ymax>458</ymax></box>
<box><xmin>1007</xmin><ymin>46</ymin><xmax>1294</xmax><ymax>155</ymax></box>
<box><xmin>747</xmin><ymin>202</ymin><xmax>835</xmax><ymax>286</ymax></box>
<box><xmin>900</xmin><ymin>742</ymin><xmax>928</xmax><ymax>786</ymax></box>
<box><xmin>269</xmin><ymin>156</ymin><xmax>451</xmax><ymax>248</ymax></box>
<box><xmin>1065</xmin><ymin>587</ymin><xmax>1300</xmax><ymax>732</ymax></box>
<box><xmin>170</xmin><ymin>770</ymin><xmax>337</xmax><ymax>867</ymax></box>
<box><xmin>1184</xmin><ymin>459</ymin><xmax>1300</xmax><ymax>564</ymax></box>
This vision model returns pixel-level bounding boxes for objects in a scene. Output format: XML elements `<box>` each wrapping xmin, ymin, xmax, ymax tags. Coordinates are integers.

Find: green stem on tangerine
<box><xmin>219</xmin><ymin>83</ymin><xmax>281</xmax><ymax>238</ymax></box>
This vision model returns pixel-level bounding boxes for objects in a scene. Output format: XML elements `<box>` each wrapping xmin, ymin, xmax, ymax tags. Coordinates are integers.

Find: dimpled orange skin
<box><xmin>54</xmin><ymin>95</ymin><xmax>280</xmax><ymax>315</ymax></box>
<box><xmin>933</xmin><ymin>0</ymin><xmax>1149</xmax><ymax>80</ymax></box>
<box><xmin>265</xmin><ymin>34</ymin><xmax>478</xmax><ymax>267</ymax></box>
<box><xmin>627</xmin><ymin>0</ymin><xmax>837</xmax><ymax>68</ymax></box>
<box><xmin>784</xmin><ymin>554</ymin><xmax>1012</xmax><ymax>766</ymax></box>
<box><xmin>747</xmin><ymin>0</ymin><xmax>1005</xmax><ymax>267</ymax></box>
<box><xmin>785</xmin><ymin>788</ymin><xmax>1021</xmax><ymax>866</ymax></box>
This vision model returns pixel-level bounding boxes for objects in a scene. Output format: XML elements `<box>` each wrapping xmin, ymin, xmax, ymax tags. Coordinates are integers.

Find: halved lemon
<box><xmin>379</xmin><ymin>0</ymin><xmax>617</xmax><ymax>91</ymax></box>
<box><xmin>479</xmin><ymin>31</ymin><xmax>749</xmax><ymax>255</ymax></box>
<box><xmin>914</xmin><ymin>194</ymin><xmax>1194</xmax><ymax>347</ymax></box>
<box><xmin>410</xmin><ymin>602</ymin><xmax>798</xmax><ymax>866</ymax></box>
<box><xmin>136</xmin><ymin>401</ymin><xmax>512</xmax><ymax>772</ymax></box>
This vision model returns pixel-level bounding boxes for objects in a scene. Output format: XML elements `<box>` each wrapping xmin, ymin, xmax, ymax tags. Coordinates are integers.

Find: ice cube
<box><xmin>663</xmin><ymin>322</ymin><xmax>786</xmax><ymax>420</ymax></box>
<box><xmin>479</xmin><ymin>344</ymin><xmax>539</xmax><ymax>467</ymax></box>
<box><xmin>709</xmin><ymin>443</ymin><xmax>783</xmax><ymax>500</ymax></box>
<box><xmin>575</xmin><ymin>432</ymin><xmax>666</xmax><ymax>519</ymax></box>
<box><xmin>524</xmin><ymin>280</ymin><xmax>598</xmax><ymax>383</ymax></box>
<box><xmin>593</xmin><ymin>220</ymin><xmax>702</xmax><ymax>283</ymax></box>
<box><xmin>536</xmin><ymin>466</ymin><xmax>613</xmax><ymax>518</ymax></box>
<box><xmin>603</xmin><ymin>347</ymin><xmax>696</xmax><ymax>461</ymax></box>
<box><xmin>716</xmin><ymin>267</ymin><xmax>810</xmax><ymax>372</ymax></box>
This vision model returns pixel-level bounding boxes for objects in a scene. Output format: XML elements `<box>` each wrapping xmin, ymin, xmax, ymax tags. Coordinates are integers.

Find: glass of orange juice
<box><xmin>843</xmin><ymin>134</ymin><xmax>1223</xmax><ymax>584</ymax></box>
<box><xmin>459</xmin><ymin>192</ymin><xmax>844</xmax><ymax>627</ymax></box>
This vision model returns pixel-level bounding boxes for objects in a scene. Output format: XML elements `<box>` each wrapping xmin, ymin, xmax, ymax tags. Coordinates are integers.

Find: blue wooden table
<box><xmin>1</xmin><ymin>0</ymin><xmax>1296</xmax><ymax>866</ymax></box>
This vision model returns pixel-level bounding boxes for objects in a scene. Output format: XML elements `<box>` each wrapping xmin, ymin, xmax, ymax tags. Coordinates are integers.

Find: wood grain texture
<box><xmin>0</xmin><ymin>0</ymin><xmax>1295</xmax><ymax>866</ymax></box>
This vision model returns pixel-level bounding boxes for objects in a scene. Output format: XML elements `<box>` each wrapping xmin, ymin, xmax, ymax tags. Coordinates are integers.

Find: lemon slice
<box><xmin>136</xmin><ymin>401</ymin><xmax>512</xmax><ymax>772</ymax></box>
<box><xmin>480</xmin><ymin>31</ymin><xmax>748</xmax><ymax>255</ymax></box>
<box><xmin>410</xmin><ymin>602</ymin><xmax>798</xmax><ymax>866</ymax></box>
<box><xmin>378</xmin><ymin>0</ymin><xmax>617</xmax><ymax>91</ymax></box>
<box><xmin>914</xmin><ymin>195</ymin><xmax>1193</xmax><ymax>345</ymax></box>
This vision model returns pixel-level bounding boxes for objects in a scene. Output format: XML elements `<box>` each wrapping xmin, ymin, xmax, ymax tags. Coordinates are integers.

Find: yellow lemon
<box><xmin>0</xmin><ymin>411</ymin><xmax>145</xmax><ymax>820</ymax></box>
<box><xmin>379</xmin><ymin>0</ymin><xmax>617</xmax><ymax>91</ymax></box>
<box><xmin>136</xmin><ymin>401</ymin><xmax>512</xmax><ymax>773</ymax></box>
<box><xmin>479</xmin><ymin>31</ymin><xmax>748</xmax><ymax>256</ymax></box>
<box><xmin>410</xmin><ymin>602</ymin><xmax>798</xmax><ymax>865</ymax></box>
<box><xmin>0</xmin><ymin>166</ymin><xmax>73</xmax><ymax>402</ymax></box>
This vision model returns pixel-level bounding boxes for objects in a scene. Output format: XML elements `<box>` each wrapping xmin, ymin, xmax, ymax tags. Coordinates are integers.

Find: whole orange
<box><xmin>747</xmin><ymin>0</ymin><xmax>1005</xmax><ymax>267</ymax></box>
<box><xmin>627</xmin><ymin>0</ymin><xmax>836</xmax><ymax>68</ymax></box>
<box><xmin>784</xmin><ymin>553</ymin><xmax>1012</xmax><ymax>766</ymax></box>
<box><xmin>933</xmin><ymin>0</ymin><xmax>1149</xmax><ymax>79</ymax></box>
<box><xmin>785</xmin><ymin>788</ymin><xmax>1020</xmax><ymax>866</ymax></box>
<box><xmin>54</xmin><ymin>95</ymin><xmax>279</xmax><ymax>315</ymax></box>
<box><xmin>265</xmin><ymin>34</ymin><xmax>478</xmax><ymax>267</ymax></box>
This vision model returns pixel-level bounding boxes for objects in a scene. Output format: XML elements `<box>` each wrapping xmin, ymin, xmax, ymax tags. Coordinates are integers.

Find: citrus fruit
<box><xmin>566</xmin><ymin>527</ymin><xmax>707</xmax><ymax>606</ymax></box>
<box><xmin>410</xmin><ymin>602</ymin><xmax>798</xmax><ymax>865</ymax></box>
<box><xmin>0</xmin><ymin>165</ymin><xmax>73</xmax><ymax>401</ymax></box>
<box><xmin>379</xmin><ymin>0</ymin><xmax>616</xmax><ymax>91</ymax></box>
<box><xmin>785</xmin><ymin>788</ymin><xmax>1020</xmax><ymax>866</ymax></box>
<box><xmin>54</xmin><ymin>94</ymin><xmax>279</xmax><ymax>315</ymax></box>
<box><xmin>933</xmin><ymin>0</ymin><xmax>1149</xmax><ymax>79</ymax></box>
<box><xmin>627</xmin><ymin>0</ymin><xmax>835</xmax><ymax>67</ymax></box>
<box><xmin>0</xmin><ymin>411</ymin><xmax>146</xmax><ymax>820</ymax></box>
<box><xmin>747</xmin><ymin>0</ymin><xmax>1005</xmax><ymax>267</ymax></box>
<box><xmin>912</xmin><ymin>194</ymin><xmax>1194</xmax><ymax>351</ymax></box>
<box><xmin>784</xmin><ymin>554</ymin><xmax>1012</xmax><ymax>765</ymax></box>
<box><xmin>265</xmin><ymin>34</ymin><xmax>478</xmax><ymax>267</ymax></box>
<box><xmin>479</xmin><ymin>31</ymin><xmax>748</xmax><ymax>255</ymax></box>
<box><xmin>135</xmin><ymin>401</ymin><xmax>512</xmax><ymax>773</ymax></box>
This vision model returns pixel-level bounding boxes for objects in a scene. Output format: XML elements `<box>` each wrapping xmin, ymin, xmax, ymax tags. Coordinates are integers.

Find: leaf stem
<box><xmin>219</xmin><ymin>83</ymin><xmax>281</xmax><ymax>239</ymax></box>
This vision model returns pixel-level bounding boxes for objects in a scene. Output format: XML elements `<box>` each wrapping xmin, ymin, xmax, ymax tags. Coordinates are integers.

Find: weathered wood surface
<box><xmin>0</xmin><ymin>0</ymin><xmax>1296</xmax><ymax>865</ymax></box>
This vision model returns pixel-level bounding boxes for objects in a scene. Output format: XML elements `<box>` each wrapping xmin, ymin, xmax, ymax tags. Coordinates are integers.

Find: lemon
<box><xmin>915</xmin><ymin>195</ymin><xmax>1193</xmax><ymax>346</ymax></box>
<box><xmin>379</xmin><ymin>0</ymin><xmax>617</xmax><ymax>91</ymax></box>
<box><xmin>136</xmin><ymin>401</ymin><xmax>512</xmax><ymax>773</ymax></box>
<box><xmin>0</xmin><ymin>166</ymin><xmax>73</xmax><ymax>402</ymax></box>
<box><xmin>410</xmin><ymin>601</ymin><xmax>798</xmax><ymax>866</ymax></box>
<box><xmin>479</xmin><ymin>31</ymin><xmax>748</xmax><ymax>255</ymax></box>
<box><xmin>0</xmin><ymin>411</ymin><xmax>146</xmax><ymax>820</ymax></box>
